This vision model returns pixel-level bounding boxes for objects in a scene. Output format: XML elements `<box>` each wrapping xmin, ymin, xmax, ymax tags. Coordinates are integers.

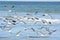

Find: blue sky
<box><xmin>0</xmin><ymin>0</ymin><xmax>60</xmax><ymax>1</ymax></box>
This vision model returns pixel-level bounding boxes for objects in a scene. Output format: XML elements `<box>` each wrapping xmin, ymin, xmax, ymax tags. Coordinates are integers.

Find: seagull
<box><xmin>16</xmin><ymin>31</ymin><xmax>21</xmax><ymax>37</ymax></box>
<box><xmin>42</xmin><ymin>14</ymin><xmax>53</xmax><ymax>19</ymax></box>
<box><xmin>11</xmin><ymin>5</ymin><xmax>15</xmax><ymax>8</ymax></box>
<box><xmin>35</xmin><ymin>11</ymin><xmax>38</xmax><ymax>15</ymax></box>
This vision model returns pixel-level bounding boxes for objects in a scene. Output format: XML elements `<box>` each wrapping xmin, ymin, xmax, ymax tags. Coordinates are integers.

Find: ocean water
<box><xmin>0</xmin><ymin>1</ymin><xmax>60</xmax><ymax>40</ymax></box>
